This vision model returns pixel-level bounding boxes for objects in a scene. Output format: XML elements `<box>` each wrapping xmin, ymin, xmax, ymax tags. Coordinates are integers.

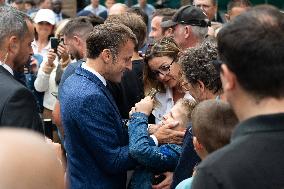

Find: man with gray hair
<box><xmin>161</xmin><ymin>5</ymin><xmax>210</xmax><ymax>50</ymax></box>
<box><xmin>0</xmin><ymin>6</ymin><xmax>43</xmax><ymax>133</ymax></box>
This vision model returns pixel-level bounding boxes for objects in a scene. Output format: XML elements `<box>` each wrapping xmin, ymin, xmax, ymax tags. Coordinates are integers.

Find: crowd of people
<box><xmin>0</xmin><ymin>0</ymin><xmax>284</xmax><ymax>189</ymax></box>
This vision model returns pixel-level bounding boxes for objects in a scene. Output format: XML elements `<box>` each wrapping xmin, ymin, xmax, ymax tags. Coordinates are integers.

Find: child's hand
<box><xmin>133</xmin><ymin>96</ymin><xmax>154</xmax><ymax>116</ymax></box>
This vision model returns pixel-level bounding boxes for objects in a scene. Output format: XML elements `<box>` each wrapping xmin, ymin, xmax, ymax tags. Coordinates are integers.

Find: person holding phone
<box><xmin>34</xmin><ymin>12</ymin><xmax>70</xmax><ymax>122</ymax></box>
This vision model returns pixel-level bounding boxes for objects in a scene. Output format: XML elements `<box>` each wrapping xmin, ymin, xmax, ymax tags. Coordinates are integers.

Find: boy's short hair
<box><xmin>227</xmin><ymin>0</ymin><xmax>252</xmax><ymax>12</ymax></box>
<box><xmin>191</xmin><ymin>100</ymin><xmax>238</xmax><ymax>153</ymax></box>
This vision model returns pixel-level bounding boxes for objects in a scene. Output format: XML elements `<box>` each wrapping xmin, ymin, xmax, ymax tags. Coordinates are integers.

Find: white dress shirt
<box><xmin>0</xmin><ymin>61</ymin><xmax>13</xmax><ymax>75</ymax></box>
<box><xmin>81</xmin><ymin>62</ymin><xmax>106</xmax><ymax>86</ymax></box>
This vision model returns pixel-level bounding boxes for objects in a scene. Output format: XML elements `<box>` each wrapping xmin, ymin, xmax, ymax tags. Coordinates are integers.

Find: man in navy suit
<box><xmin>60</xmin><ymin>23</ymin><xmax>138</xmax><ymax>188</ymax></box>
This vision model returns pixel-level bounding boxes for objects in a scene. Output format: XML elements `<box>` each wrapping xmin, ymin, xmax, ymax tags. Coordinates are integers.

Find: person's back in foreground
<box><xmin>192</xmin><ymin>5</ymin><xmax>284</xmax><ymax>189</ymax></box>
<box><xmin>0</xmin><ymin>128</ymin><xmax>64</xmax><ymax>189</ymax></box>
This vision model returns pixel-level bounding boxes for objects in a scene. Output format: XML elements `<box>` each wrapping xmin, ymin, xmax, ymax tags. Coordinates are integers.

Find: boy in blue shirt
<box><xmin>128</xmin><ymin>96</ymin><xmax>196</xmax><ymax>189</ymax></box>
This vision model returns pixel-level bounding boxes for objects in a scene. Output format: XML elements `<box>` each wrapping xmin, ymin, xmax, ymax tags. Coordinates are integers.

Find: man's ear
<box><xmin>225</xmin><ymin>13</ymin><xmax>230</xmax><ymax>22</ymax></box>
<box><xmin>184</xmin><ymin>25</ymin><xmax>191</xmax><ymax>39</ymax></box>
<box><xmin>8</xmin><ymin>36</ymin><xmax>20</xmax><ymax>54</ymax></box>
<box><xmin>221</xmin><ymin>64</ymin><xmax>236</xmax><ymax>92</ymax></box>
<box><xmin>197</xmin><ymin>80</ymin><xmax>205</xmax><ymax>92</ymax></box>
<box><xmin>73</xmin><ymin>36</ymin><xmax>81</xmax><ymax>46</ymax></box>
<box><xmin>165</xmin><ymin>27</ymin><xmax>174</xmax><ymax>36</ymax></box>
<box><xmin>193</xmin><ymin>136</ymin><xmax>203</xmax><ymax>151</ymax></box>
<box><xmin>101</xmin><ymin>49</ymin><xmax>112</xmax><ymax>64</ymax></box>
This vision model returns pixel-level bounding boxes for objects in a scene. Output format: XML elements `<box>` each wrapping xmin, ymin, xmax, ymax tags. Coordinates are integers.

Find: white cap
<box><xmin>34</xmin><ymin>9</ymin><xmax>56</xmax><ymax>25</ymax></box>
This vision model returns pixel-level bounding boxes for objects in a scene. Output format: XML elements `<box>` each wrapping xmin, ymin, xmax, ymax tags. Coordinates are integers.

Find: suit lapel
<box><xmin>0</xmin><ymin>65</ymin><xmax>14</xmax><ymax>78</ymax></box>
<box><xmin>75</xmin><ymin>65</ymin><xmax>122</xmax><ymax>118</ymax></box>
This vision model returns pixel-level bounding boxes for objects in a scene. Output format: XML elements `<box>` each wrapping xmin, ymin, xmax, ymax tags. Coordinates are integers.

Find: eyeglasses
<box><xmin>151</xmin><ymin>59</ymin><xmax>175</xmax><ymax>77</ymax></box>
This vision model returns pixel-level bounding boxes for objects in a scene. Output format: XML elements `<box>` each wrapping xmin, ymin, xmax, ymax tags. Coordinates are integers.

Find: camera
<box><xmin>50</xmin><ymin>37</ymin><xmax>63</xmax><ymax>53</ymax></box>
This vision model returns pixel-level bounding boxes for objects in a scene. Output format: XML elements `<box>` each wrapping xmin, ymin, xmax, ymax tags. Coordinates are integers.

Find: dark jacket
<box><xmin>107</xmin><ymin>59</ymin><xmax>145</xmax><ymax>120</ymax></box>
<box><xmin>171</xmin><ymin>127</ymin><xmax>200</xmax><ymax>188</ymax></box>
<box><xmin>0</xmin><ymin>66</ymin><xmax>43</xmax><ymax>133</ymax></box>
<box><xmin>192</xmin><ymin>113</ymin><xmax>284</xmax><ymax>189</ymax></box>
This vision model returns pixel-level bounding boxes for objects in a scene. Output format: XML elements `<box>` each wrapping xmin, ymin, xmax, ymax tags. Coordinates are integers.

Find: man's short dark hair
<box><xmin>127</xmin><ymin>7</ymin><xmax>148</xmax><ymax>28</ymax></box>
<box><xmin>180</xmin><ymin>38</ymin><xmax>222</xmax><ymax>94</ymax></box>
<box><xmin>192</xmin><ymin>100</ymin><xmax>238</xmax><ymax>153</ymax></box>
<box><xmin>105</xmin><ymin>13</ymin><xmax>147</xmax><ymax>52</ymax></box>
<box><xmin>152</xmin><ymin>8</ymin><xmax>176</xmax><ymax>18</ymax></box>
<box><xmin>62</xmin><ymin>16</ymin><xmax>103</xmax><ymax>40</ymax></box>
<box><xmin>192</xmin><ymin>0</ymin><xmax>217</xmax><ymax>6</ymax></box>
<box><xmin>218</xmin><ymin>5</ymin><xmax>284</xmax><ymax>99</ymax></box>
<box><xmin>23</xmin><ymin>0</ymin><xmax>36</xmax><ymax>6</ymax></box>
<box><xmin>152</xmin><ymin>8</ymin><xmax>177</xmax><ymax>33</ymax></box>
<box><xmin>86</xmin><ymin>23</ymin><xmax>137</xmax><ymax>61</ymax></box>
<box><xmin>227</xmin><ymin>0</ymin><xmax>252</xmax><ymax>12</ymax></box>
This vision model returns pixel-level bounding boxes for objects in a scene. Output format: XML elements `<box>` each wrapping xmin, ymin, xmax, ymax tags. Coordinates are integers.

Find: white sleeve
<box><xmin>150</xmin><ymin>134</ymin><xmax>159</xmax><ymax>146</ymax></box>
<box><xmin>34</xmin><ymin>65</ymin><xmax>50</xmax><ymax>92</ymax></box>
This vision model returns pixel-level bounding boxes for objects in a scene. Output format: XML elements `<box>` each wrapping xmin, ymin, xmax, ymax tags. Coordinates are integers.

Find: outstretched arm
<box><xmin>128</xmin><ymin>112</ymin><xmax>181</xmax><ymax>172</ymax></box>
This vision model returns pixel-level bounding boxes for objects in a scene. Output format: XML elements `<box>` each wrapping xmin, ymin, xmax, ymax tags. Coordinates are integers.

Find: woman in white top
<box><xmin>32</xmin><ymin>9</ymin><xmax>56</xmax><ymax>65</ymax></box>
<box><xmin>34</xmin><ymin>10</ymin><xmax>70</xmax><ymax>119</ymax></box>
<box><xmin>143</xmin><ymin>37</ymin><xmax>194</xmax><ymax>124</ymax></box>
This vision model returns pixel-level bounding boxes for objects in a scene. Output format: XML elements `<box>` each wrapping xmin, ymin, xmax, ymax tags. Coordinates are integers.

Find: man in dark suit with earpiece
<box><xmin>0</xmin><ymin>6</ymin><xmax>43</xmax><ymax>133</ymax></box>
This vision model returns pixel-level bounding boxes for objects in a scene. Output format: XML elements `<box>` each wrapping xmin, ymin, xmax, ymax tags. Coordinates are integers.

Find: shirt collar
<box><xmin>0</xmin><ymin>61</ymin><xmax>13</xmax><ymax>75</ymax></box>
<box><xmin>232</xmin><ymin>113</ymin><xmax>284</xmax><ymax>140</ymax></box>
<box><xmin>81</xmin><ymin>62</ymin><xmax>107</xmax><ymax>86</ymax></box>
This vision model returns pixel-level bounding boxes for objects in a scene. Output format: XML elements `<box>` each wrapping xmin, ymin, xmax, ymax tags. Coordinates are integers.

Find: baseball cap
<box><xmin>34</xmin><ymin>9</ymin><xmax>56</xmax><ymax>25</ymax></box>
<box><xmin>160</xmin><ymin>5</ymin><xmax>210</xmax><ymax>28</ymax></box>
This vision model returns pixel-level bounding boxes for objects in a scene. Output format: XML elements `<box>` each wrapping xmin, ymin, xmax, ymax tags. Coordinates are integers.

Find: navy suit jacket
<box><xmin>60</xmin><ymin>65</ymin><xmax>137</xmax><ymax>189</ymax></box>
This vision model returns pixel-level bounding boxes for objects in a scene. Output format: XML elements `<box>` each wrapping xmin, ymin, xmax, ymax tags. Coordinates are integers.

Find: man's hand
<box><xmin>57</xmin><ymin>44</ymin><xmax>70</xmax><ymax>67</ymax></box>
<box><xmin>148</xmin><ymin>124</ymin><xmax>161</xmax><ymax>135</ymax></box>
<box><xmin>154</xmin><ymin>122</ymin><xmax>185</xmax><ymax>145</ymax></box>
<box><xmin>152</xmin><ymin>172</ymin><xmax>173</xmax><ymax>189</ymax></box>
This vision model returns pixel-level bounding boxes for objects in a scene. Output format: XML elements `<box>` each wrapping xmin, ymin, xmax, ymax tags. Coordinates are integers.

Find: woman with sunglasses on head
<box><xmin>144</xmin><ymin>36</ymin><xmax>194</xmax><ymax>124</ymax></box>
